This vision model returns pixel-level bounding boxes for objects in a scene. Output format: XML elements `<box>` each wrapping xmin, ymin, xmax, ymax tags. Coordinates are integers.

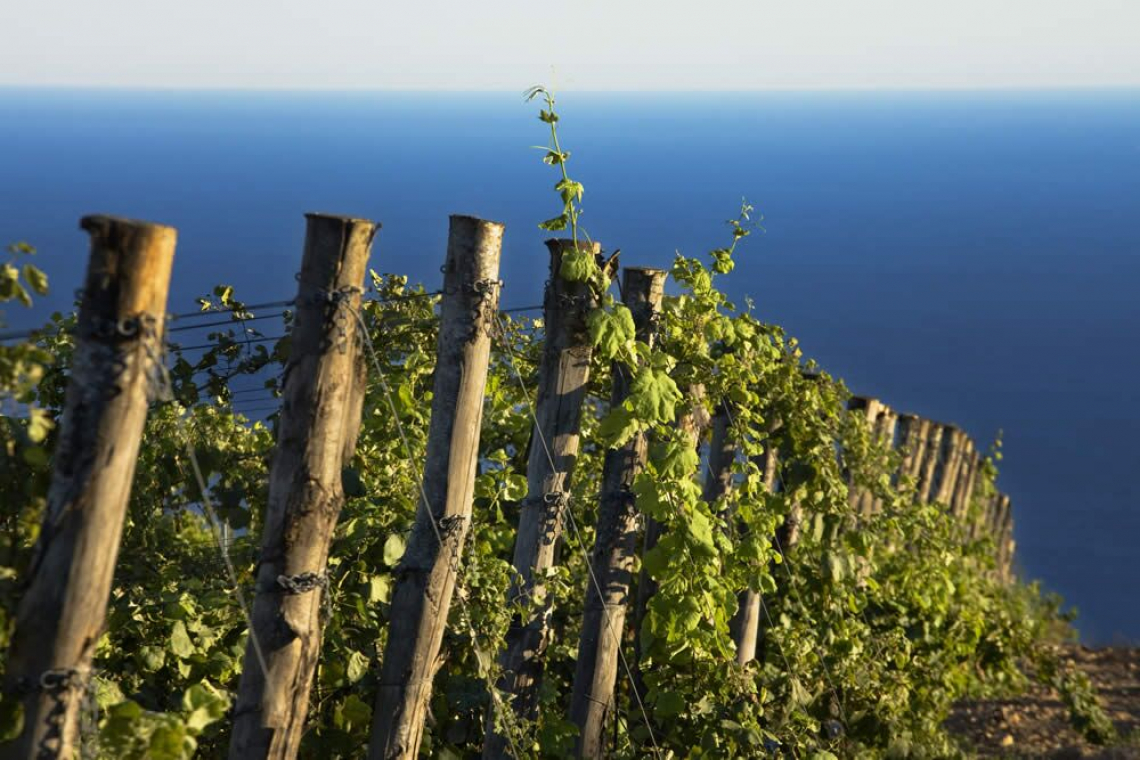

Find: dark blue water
<box><xmin>1</xmin><ymin>89</ymin><xmax>1137</xmax><ymax>643</ymax></box>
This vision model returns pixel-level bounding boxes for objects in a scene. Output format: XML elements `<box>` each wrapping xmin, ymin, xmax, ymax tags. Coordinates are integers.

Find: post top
<box><xmin>80</xmin><ymin>215</ymin><xmax>176</xmax><ymax>235</ymax></box>
<box><xmin>304</xmin><ymin>212</ymin><xmax>380</xmax><ymax>228</ymax></box>
<box><xmin>544</xmin><ymin>238</ymin><xmax>602</xmax><ymax>254</ymax></box>
<box><xmin>450</xmin><ymin>213</ymin><xmax>505</xmax><ymax>230</ymax></box>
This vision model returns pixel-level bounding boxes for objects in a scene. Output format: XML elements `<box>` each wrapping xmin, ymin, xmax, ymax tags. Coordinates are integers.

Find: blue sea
<box><xmin>1</xmin><ymin>89</ymin><xmax>1137</xmax><ymax>643</ymax></box>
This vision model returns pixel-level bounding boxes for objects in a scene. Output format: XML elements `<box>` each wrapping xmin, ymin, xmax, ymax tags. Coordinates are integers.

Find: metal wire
<box><xmin>348</xmin><ymin>304</ymin><xmax>527</xmax><ymax>759</ymax></box>
<box><xmin>493</xmin><ymin>312</ymin><xmax>663</xmax><ymax>759</ymax></box>
<box><xmin>151</xmin><ymin>345</ymin><xmax>271</xmax><ymax>682</ymax></box>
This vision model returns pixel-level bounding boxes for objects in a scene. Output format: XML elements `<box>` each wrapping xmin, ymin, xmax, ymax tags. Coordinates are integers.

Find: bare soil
<box><xmin>947</xmin><ymin>647</ymin><xmax>1140</xmax><ymax>758</ymax></box>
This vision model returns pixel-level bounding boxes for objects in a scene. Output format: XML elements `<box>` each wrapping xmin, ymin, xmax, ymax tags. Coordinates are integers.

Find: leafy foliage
<box><xmin>0</xmin><ymin>92</ymin><xmax>1116</xmax><ymax>760</ymax></box>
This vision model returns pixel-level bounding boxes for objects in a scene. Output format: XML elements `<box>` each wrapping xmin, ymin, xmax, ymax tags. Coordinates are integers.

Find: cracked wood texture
<box><xmin>229</xmin><ymin>213</ymin><xmax>376</xmax><ymax>760</ymax></box>
<box><xmin>1</xmin><ymin>216</ymin><xmax>176</xmax><ymax>760</ymax></box>
<box><xmin>369</xmin><ymin>215</ymin><xmax>503</xmax><ymax>760</ymax></box>
<box><xmin>569</xmin><ymin>267</ymin><xmax>665</xmax><ymax>760</ymax></box>
<box><xmin>483</xmin><ymin>239</ymin><xmax>601</xmax><ymax>759</ymax></box>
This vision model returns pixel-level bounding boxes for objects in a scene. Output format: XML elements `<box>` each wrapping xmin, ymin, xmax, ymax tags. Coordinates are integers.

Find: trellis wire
<box><xmin>492</xmin><ymin>312</ymin><xmax>664</xmax><ymax>759</ymax></box>
<box><xmin>152</xmin><ymin>342</ymin><xmax>271</xmax><ymax>682</ymax></box>
<box><xmin>720</xmin><ymin>401</ymin><xmax>852</xmax><ymax>734</ymax></box>
<box><xmin>349</xmin><ymin>305</ymin><xmax>527</xmax><ymax>760</ymax></box>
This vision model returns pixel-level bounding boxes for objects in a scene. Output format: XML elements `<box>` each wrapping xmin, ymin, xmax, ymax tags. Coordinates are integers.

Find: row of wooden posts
<box><xmin>846</xmin><ymin>397</ymin><xmax>1016</xmax><ymax>579</ymax></box>
<box><xmin>0</xmin><ymin>212</ymin><xmax>1016</xmax><ymax>760</ymax></box>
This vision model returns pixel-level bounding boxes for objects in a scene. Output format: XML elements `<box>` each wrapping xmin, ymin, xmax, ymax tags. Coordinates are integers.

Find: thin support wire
<box><xmin>493</xmin><ymin>313</ymin><xmax>663</xmax><ymax>760</ymax></box>
<box><xmin>720</xmin><ymin>403</ymin><xmax>851</xmax><ymax>732</ymax></box>
<box><xmin>349</xmin><ymin>306</ymin><xmax>527</xmax><ymax>760</ymax></box>
<box><xmin>152</xmin><ymin>343</ymin><xmax>270</xmax><ymax>681</ymax></box>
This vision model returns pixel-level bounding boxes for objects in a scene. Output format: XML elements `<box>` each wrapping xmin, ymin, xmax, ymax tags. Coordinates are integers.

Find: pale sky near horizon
<box><xmin>1</xmin><ymin>0</ymin><xmax>1137</xmax><ymax>91</ymax></box>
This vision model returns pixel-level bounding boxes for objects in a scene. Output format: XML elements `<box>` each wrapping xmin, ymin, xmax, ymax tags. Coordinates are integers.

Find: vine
<box><xmin>0</xmin><ymin>92</ymin><xmax>1118</xmax><ymax>759</ymax></box>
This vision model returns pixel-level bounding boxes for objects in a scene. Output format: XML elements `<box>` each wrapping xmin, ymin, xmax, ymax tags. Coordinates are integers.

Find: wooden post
<box><xmin>569</xmin><ymin>267</ymin><xmax>665</xmax><ymax>759</ymax></box>
<box><xmin>229</xmin><ymin>214</ymin><xmax>377</xmax><ymax>760</ymax></box>
<box><xmin>867</xmin><ymin>405</ymin><xmax>898</xmax><ymax>515</ymax></box>
<box><xmin>951</xmin><ymin>441</ymin><xmax>979</xmax><ymax>524</ymax></box>
<box><xmin>932</xmin><ymin>426</ymin><xmax>966</xmax><ymax>507</ymax></box>
<box><xmin>633</xmin><ymin>385</ymin><xmax>708</xmax><ymax>617</ymax></box>
<box><xmin>894</xmin><ymin>414</ymin><xmax>930</xmax><ymax>489</ymax></box>
<box><xmin>703</xmin><ymin>408</ymin><xmax>736</xmax><ymax>505</ymax></box>
<box><xmin>1</xmin><ymin>216</ymin><xmax>176</xmax><ymax>760</ymax></box>
<box><xmin>995</xmin><ymin>494</ymin><xmax>1015</xmax><ymax>580</ymax></box>
<box><xmin>483</xmin><ymin>239</ymin><xmax>602</xmax><ymax>759</ymax></box>
<box><xmin>915</xmin><ymin>423</ymin><xmax>945</xmax><ymax>503</ymax></box>
<box><xmin>369</xmin><ymin>215</ymin><xmax>504</xmax><ymax>760</ymax></box>
<box><xmin>732</xmin><ymin>437</ymin><xmax>781</xmax><ymax>666</ymax></box>
<box><xmin>847</xmin><ymin>397</ymin><xmax>893</xmax><ymax>516</ymax></box>
<box><xmin>631</xmin><ymin>385</ymin><xmax>708</xmax><ymax>697</ymax></box>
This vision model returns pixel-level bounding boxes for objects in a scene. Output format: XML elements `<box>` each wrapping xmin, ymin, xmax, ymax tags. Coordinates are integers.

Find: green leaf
<box><xmin>587</xmin><ymin>305</ymin><xmax>634</xmax><ymax>360</ymax></box>
<box><xmin>655</xmin><ymin>690</ymin><xmax>686</xmax><ymax>718</ymax></box>
<box><xmin>22</xmin><ymin>264</ymin><xmax>48</xmax><ymax>295</ymax></box>
<box><xmin>538</xmin><ymin>214</ymin><xmax>569</xmax><ymax>232</ymax></box>
<box><xmin>555</xmin><ymin>178</ymin><xmax>584</xmax><ymax>204</ymax></box>
<box><xmin>170</xmin><ymin>621</ymin><xmax>194</xmax><ymax>659</ymax></box>
<box><xmin>0</xmin><ymin>694</ymin><xmax>24</xmax><ymax>743</ymax></box>
<box><xmin>139</xmin><ymin>646</ymin><xmax>167</xmax><ymax>673</ymax></box>
<box><xmin>628</xmin><ymin>367</ymin><xmax>683</xmax><ymax>425</ymax></box>
<box><xmin>335</xmin><ymin>694</ymin><xmax>371</xmax><ymax>731</ymax></box>
<box><xmin>597</xmin><ymin>407</ymin><xmax>640</xmax><ymax>448</ymax></box>
<box><xmin>346</xmin><ymin>649</ymin><xmax>369</xmax><ymax>683</ymax></box>
<box><xmin>502</xmin><ymin>473</ymin><xmax>528</xmax><ymax>502</ymax></box>
<box><xmin>383</xmin><ymin>534</ymin><xmax>407</xmax><ymax>567</ymax></box>
<box><xmin>686</xmin><ymin>509</ymin><xmax>717</xmax><ymax>557</ymax></box>
<box><xmin>21</xmin><ymin>446</ymin><xmax>48</xmax><ymax>467</ymax></box>
<box><xmin>368</xmin><ymin>575</ymin><xmax>392</xmax><ymax>604</ymax></box>
<box><xmin>558</xmin><ymin>249</ymin><xmax>594</xmax><ymax>282</ymax></box>
<box><xmin>26</xmin><ymin>407</ymin><xmax>54</xmax><ymax>444</ymax></box>
<box><xmin>654</xmin><ymin>439</ymin><xmax>700</xmax><ymax>480</ymax></box>
<box><xmin>148</xmin><ymin>721</ymin><xmax>188</xmax><ymax>760</ymax></box>
<box><xmin>542</xmin><ymin>150</ymin><xmax>568</xmax><ymax>166</ymax></box>
<box><xmin>182</xmin><ymin>682</ymin><xmax>228</xmax><ymax>733</ymax></box>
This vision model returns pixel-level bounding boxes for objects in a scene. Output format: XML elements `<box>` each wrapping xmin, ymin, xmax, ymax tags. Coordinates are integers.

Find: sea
<box><xmin>0</xmin><ymin>88</ymin><xmax>1136</xmax><ymax>643</ymax></box>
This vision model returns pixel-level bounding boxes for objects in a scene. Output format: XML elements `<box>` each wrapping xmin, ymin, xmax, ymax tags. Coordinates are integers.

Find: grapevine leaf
<box><xmin>587</xmin><ymin>304</ymin><xmax>634</xmax><ymax>360</ymax></box>
<box><xmin>559</xmin><ymin>249</ymin><xmax>594</xmax><ymax>282</ymax></box>
<box><xmin>628</xmin><ymin>367</ymin><xmax>683</xmax><ymax>425</ymax></box>
<box><xmin>169</xmin><ymin>621</ymin><xmax>194</xmax><ymax>659</ymax></box>
<box><xmin>383</xmin><ymin>534</ymin><xmax>407</xmax><ymax>567</ymax></box>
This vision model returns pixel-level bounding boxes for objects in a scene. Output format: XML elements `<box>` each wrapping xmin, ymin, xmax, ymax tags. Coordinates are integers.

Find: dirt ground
<box><xmin>947</xmin><ymin>647</ymin><xmax>1140</xmax><ymax>758</ymax></box>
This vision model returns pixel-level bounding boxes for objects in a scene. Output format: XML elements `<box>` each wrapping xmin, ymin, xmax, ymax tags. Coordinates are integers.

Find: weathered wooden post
<box><xmin>703</xmin><ymin>408</ymin><xmax>736</xmax><ymax>506</ymax></box>
<box><xmin>369</xmin><ymin>215</ymin><xmax>504</xmax><ymax>760</ymax></box>
<box><xmin>894</xmin><ymin>414</ymin><xmax>930</xmax><ymax>489</ymax></box>
<box><xmin>732</xmin><ymin>436</ymin><xmax>781</xmax><ymax>666</ymax></box>
<box><xmin>483</xmin><ymin>239</ymin><xmax>602</xmax><ymax>759</ymax></box>
<box><xmin>867</xmin><ymin>404</ymin><xmax>898</xmax><ymax>515</ymax></box>
<box><xmin>915</xmin><ymin>423</ymin><xmax>945</xmax><ymax>503</ymax></box>
<box><xmin>847</xmin><ymin>397</ymin><xmax>894</xmax><ymax>516</ymax></box>
<box><xmin>229</xmin><ymin>213</ymin><xmax>377</xmax><ymax>760</ymax></box>
<box><xmin>631</xmin><ymin>384</ymin><xmax>708</xmax><ymax>695</ymax></box>
<box><xmin>1</xmin><ymin>216</ymin><xmax>176</xmax><ymax>760</ymax></box>
<box><xmin>933</xmin><ymin>426</ymin><xmax>966</xmax><ymax>507</ymax></box>
<box><xmin>569</xmin><ymin>267</ymin><xmax>665</xmax><ymax>759</ymax></box>
<box><xmin>950</xmin><ymin>440</ymin><xmax>979</xmax><ymax>523</ymax></box>
<box><xmin>995</xmin><ymin>494</ymin><xmax>1015</xmax><ymax>580</ymax></box>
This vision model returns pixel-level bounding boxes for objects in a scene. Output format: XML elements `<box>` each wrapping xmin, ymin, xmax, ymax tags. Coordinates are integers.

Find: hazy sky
<box><xmin>2</xmin><ymin>0</ymin><xmax>1137</xmax><ymax>90</ymax></box>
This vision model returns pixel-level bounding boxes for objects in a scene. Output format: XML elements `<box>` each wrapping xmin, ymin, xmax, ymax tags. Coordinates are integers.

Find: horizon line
<box><xmin>1</xmin><ymin>83</ymin><xmax>1139</xmax><ymax>95</ymax></box>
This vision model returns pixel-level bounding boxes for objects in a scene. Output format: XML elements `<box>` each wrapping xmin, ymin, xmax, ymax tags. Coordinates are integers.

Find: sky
<box><xmin>1</xmin><ymin>0</ymin><xmax>1138</xmax><ymax>91</ymax></box>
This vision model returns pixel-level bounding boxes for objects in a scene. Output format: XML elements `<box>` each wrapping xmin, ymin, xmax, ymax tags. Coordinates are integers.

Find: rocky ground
<box><xmin>947</xmin><ymin>647</ymin><xmax>1140</xmax><ymax>758</ymax></box>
